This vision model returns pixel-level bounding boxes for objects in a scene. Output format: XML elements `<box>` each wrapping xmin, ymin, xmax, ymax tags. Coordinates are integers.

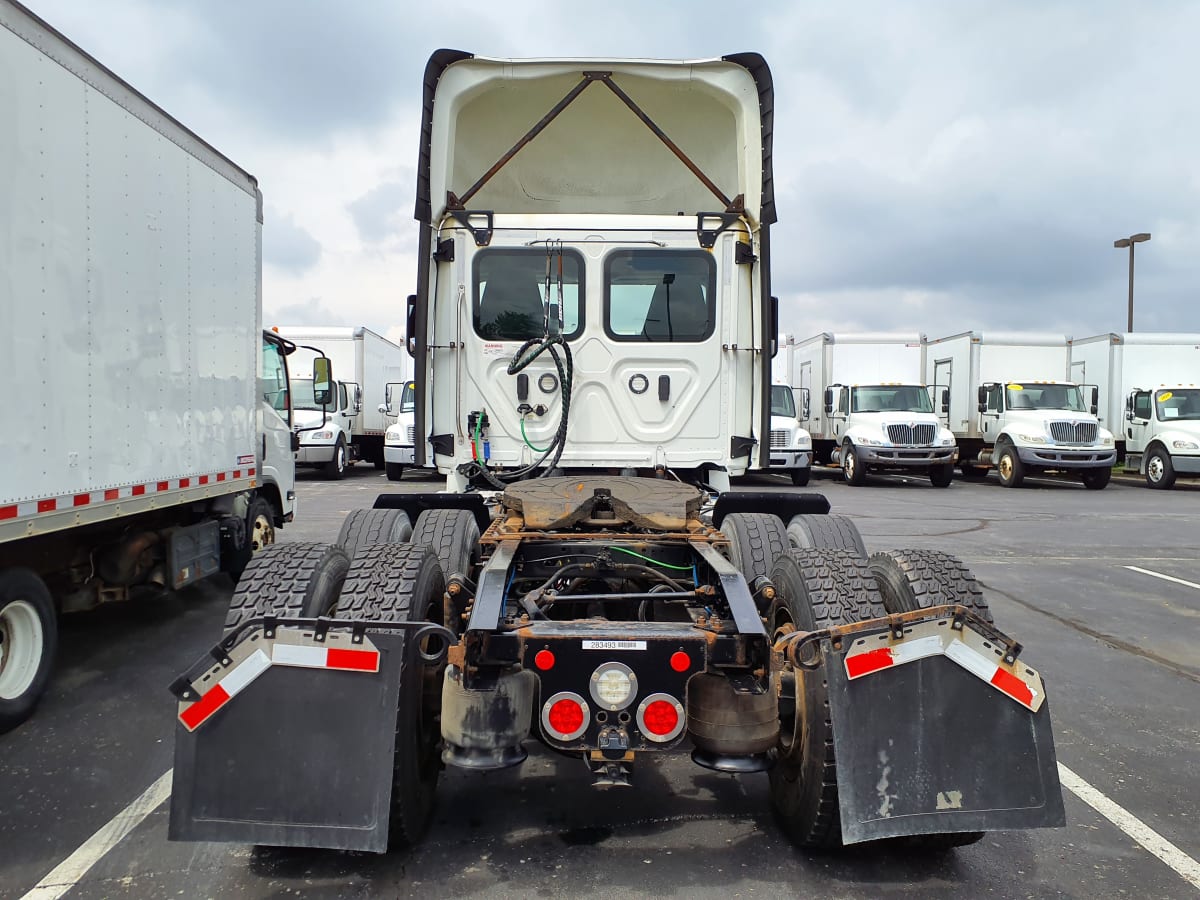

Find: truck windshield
<box><xmin>850</xmin><ymin>386</ymin><xmax>933</xmax><ymax>414</ymax></box>
<box><xmin>400</xmin><ymin>381</ymin><xmax>415</xmax><ymax>413</ymax></box>
<box><xmin>1005</xmin><ymin>384</ymin><xmax>1085</xmax><ymax>412</ymax></box>
<box><xmin>1155</xmin><ymin>388</ymin><xmax>1200</xmax><ymax>421</ymax></box>
<box><xmin>290</xmin><ymin>380</ymin><xmax>328</xmax><ymax>412</ymax></box>
<box><xmin>770</xmin><ymin>385</ymin><xmax>796</xmax><ymax>418</ymax></box>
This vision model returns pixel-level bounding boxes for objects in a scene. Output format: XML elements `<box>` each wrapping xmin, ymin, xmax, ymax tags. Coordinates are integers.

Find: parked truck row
<box><xmin>778</xmin><ymin>330</ymin><xmax>1198</xmax><ymax>489</ymax></box>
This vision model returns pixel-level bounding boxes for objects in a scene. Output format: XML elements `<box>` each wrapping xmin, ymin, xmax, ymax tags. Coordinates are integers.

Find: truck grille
<box><xmin>407</xmin><ymin>425</ymin><xmax>416</xmax><ymax>444</ymax></box>
<box><xmin>886</xmin><ymin>423</ymin><xmax>937</xmax><ymax>446</ymax></box>
<box><xmin>770</xmin><ymin>430</ymin><xmax>788</xmax><ymax>448</ymax></box>
<box><xmin>1048</xmin><ymin>421</ymin><xmax>1096</xmax><ymax>444</ymax></box>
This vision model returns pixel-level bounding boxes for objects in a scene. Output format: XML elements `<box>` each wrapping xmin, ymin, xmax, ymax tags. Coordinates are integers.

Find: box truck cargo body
<box><xmin>925</xmin><ymin>331</ymin><xmax>1115</xmax><ymax>488</ymax></box>
<box><xmin>1070</xmin><ymin>333</ymin><xmax>1200</xmax><ymax>488</ymax></box>
<box><xmin>789</xmin><ymin>333</ymin><xmax>956</xmax><ymax>485</ymax></box>
<box><xmin>0</xmin><ymin>0</ymin><xmax>296</xmax><ymax>731</ymax></box>
<box><xmin>275</xmin><ymin>327</ymin><xmax>406</xmax><ymax>478</ymax></box>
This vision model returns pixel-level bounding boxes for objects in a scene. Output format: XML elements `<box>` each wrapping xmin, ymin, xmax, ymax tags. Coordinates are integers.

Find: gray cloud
<box><xmin>263</xmin><ymin>210</ymin><xmax>321</xmax><ymax>274</ymax></box>
<box><xmin>268</xmin><ymin>298</ymin><xmax>339</xmax><ymax>328</ymax></box>
<box><xmin>348</xmin><ymin>181</ymin><xmax>412</xmax><ymax>243</ymax></box>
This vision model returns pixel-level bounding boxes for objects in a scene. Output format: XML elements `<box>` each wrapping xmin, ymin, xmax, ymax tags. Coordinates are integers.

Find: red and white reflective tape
<box><xmin>178</xmin><ymin>635</ymin><xmax>381</xmax><ymax>731</ymax></box>
<box><xmin>0</xmin><ymin>467</ymin><xmax>257</xmax><ymax>522</ymax></box>
<box><xmin>844</xmin><ymin>623</ymin><xmax>1043</xmax><ymax>712</ymax></box>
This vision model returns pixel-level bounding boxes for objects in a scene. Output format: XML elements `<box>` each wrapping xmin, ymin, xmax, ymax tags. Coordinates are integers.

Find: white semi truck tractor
<box><xmin>927</xmin><ymin>331</ymin><xmax>1115</xmax><ymax>488</ymax></box>
<box><xmin>0</xmin><ymin>0</ymin><xmax>301</xmax><ymax>732</ymax></box>
<box><xmin>1071</xmin><ymin>332</ymin><xmax>1200</xmax><ymax>488</ymax></box>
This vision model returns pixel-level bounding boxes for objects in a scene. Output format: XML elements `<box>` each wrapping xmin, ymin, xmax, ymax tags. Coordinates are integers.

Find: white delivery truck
<box><xmin>925</xmin><ymin>331</ymin><xmax>1115</xmax><ymax>489</ymax></box>
<box><xmin>405</xmin><ymin>53</ymin><xmax>781</xmax><ymax>493</ymax></box>
<box><xmin>275</xmin><ymin>327</ymin><xmax>406</xmax><ymax>478</ymax></box>
<box><xmin>763</xmin><ymin>383</ymin><xmax>813</xmax><ymax>485</ymax></box>
<box><xmin>0</xmin><ymin>0</ymin><xmax>300</xmax><ymax>732</ymax></box>
<box><xmin>790</xmin><ymin>333</ymin><xmax>957</xmax><ymax>486</ymax></box>
<box><xmin>1070</xmin><ymin>332</ymin><xmax>1200</xmax><ymax>488</ymax></box>
<box><xmin>382</xmin><ymin>379</ymin><xmax>417</xmax><ymax>481</ymax></box>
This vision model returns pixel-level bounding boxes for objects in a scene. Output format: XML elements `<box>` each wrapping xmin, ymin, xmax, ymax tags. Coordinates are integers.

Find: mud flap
<box><xmin>827</xmin><ymin>648</ymin><xmax>1066</xmax><ymax>844</ymax></box>
<box><xmin>168</xmin><ymin>631</ymin><xmax>407</xmax><ymax>852</ymax></box>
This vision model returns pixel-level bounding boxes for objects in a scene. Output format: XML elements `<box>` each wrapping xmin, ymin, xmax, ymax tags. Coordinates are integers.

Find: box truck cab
<box><xmin>382</xmin><ymin>380</ymin><xmax>417</xmax><ymax>481</ymax></box>
<box><xmin>763</xmin><ymin>384</ymin><xmax>813</xmax><ymax>485</ymax></box>
<box><xmin>1125</xmin><ymin>386</ymin><xmax>1200</xmax><ymax>488</ymax></box>
<box><xmin>974</xmin><ymin>380</ymin><xmax>1114</xmax><ymax>488</ymax></box>
<box><xmin>824</xmin><ymin>383</ymin><xmax>958</xmax><ymax>486</ymax></box>
<box><xmin>409</xmin><ymin>53</ymin><xmax>777</xmax><ymax>492</ymax></box>
<box><xmin>291</xmin><ymin>376</ymin><xmax>361</xmax><ymax>477</ymax></box>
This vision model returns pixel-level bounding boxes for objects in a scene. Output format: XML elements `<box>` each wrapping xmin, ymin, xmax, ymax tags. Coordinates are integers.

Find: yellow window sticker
<box><xmin>1009</xmin><ymin>384</ymin><xmax>1024</xmax><ymax>391</ymax></box>
<box><xmin>1158</xmin><ymin>391</ymin><xmax>1173</xmax><ymax>401</ymax></box>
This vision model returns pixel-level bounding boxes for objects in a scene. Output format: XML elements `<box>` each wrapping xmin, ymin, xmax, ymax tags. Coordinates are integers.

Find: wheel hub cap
<box><xmin>0</xmin><ymin>599</ymin><xmax>44</xmax><ymax>700</ymax></box>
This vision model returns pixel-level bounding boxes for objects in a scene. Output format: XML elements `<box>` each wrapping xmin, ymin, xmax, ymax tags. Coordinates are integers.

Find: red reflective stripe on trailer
<box><xmin>133</xmin><ymin>485</ymin><xmax>146</xmax><ymax>496</ymax></box>
<box><xmin>104</xmin><ymin>489</ymin><xmax>120</xmax><ymax>501</ymax></box>
<box><xmin>179</xmin><ymin>478</ymin><xmax>190</xmax><ymax>488</ymax></box>
<box><xmin>326</xmin><ymin>648</ymin><xmax>380</xmax><ymax>671</ymax></box>
<box><xmin>0</xmin><ymin>505</ymin><xmax>17</xmax><ymax>520</ymax></box>
<box><xmin>846</xmin><ymin>647</ymin><xmax>894</xmax><ymax>678</ymax></box>
<box><xmin>990</xmin><ymin>667</ymin><xmax>1034</xmax><ymax>708</ymax></box>
<box><xmin>74</xmin><ymin>493</ymin><xmax>90</xmax><ymax>507</ymax></box>
<box><xmin>217</xmin><ymin>472</ymin><xmax>227</xmax><ymax>482</ymax></box>
<box><xmin>199</xmin><ymin>475</ymin><xmax>209</xmax><ymax>485</ymax></box>
<box><xmin>157</xmin><ymin>481</ymin><xmax>169</xmax><ymax>492</ymax></box>
<box><xmin>180</xmin><ymin>684</ymin><xmax>230</xmax><ymax>730</ymax></box>
<box><xmin>37</xmin><ymin>499</ymin><xmax>56</xmax><ymax>513</ymax></box>
<box><xmin>248</xmin><ymin>467</ymin><xmax>256</xmax><ymax>477</ymax></box>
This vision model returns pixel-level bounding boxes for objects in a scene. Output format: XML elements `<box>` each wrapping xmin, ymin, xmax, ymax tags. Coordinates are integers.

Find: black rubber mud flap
<box><xmin>827</xmin><ymin>651</ymin><xmax>1066</xmax><ymax>844</ymax></box>
<box><xmin>168</xmin><ymin>631</ymin><xmax>407</xmax><ymax>853</ymax></box>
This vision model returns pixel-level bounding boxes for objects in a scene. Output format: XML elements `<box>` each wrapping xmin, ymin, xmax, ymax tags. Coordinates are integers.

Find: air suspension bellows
<box><xmin>441</xmin><ymin>666</ymin><xmax>534</xmax><ymax>770</ymax></box>
<box><xmin>687</xmin><ymin>673</ymin><xmax>777</xmax><ymax>773</ymax></box>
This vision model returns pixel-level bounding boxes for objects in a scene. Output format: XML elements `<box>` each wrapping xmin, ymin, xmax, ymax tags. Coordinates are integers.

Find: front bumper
<box><xmin>857</xmin><ymin>446</ymin><xmax>958</xmax><ymax>466</ymax></box>
<box><xmin>384</xmin><ymin>444</ymin><xmax>415</xmax><ymax>465</ymax></box>
<box><xmin>769</xmin><ymin>450</ymin><xmax>811</xmax><ymax>469</ymax></box>
<box><xmin>296</xmin><ymin>444</ymin><xmax>336</xmax><ymax>465</ymax></box>
<box><xmin>1172</xmin><ymin>454</ymin><xmax>1200</xmax><ymax>475</ymax></box>
<box><xmin>1016</xmin><ymin>447</ymin><xmax>1117</xmax><ymax>468</ymax></box>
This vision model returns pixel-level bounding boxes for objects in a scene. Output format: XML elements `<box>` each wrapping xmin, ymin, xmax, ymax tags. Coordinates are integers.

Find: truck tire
<box><xmin>867</xmin><ymin>549</ymin><xmax>992</xmax><ymax>624</ymax></box>
<box><xmin>720</xmin><ymin>512</ymin><xmax>789</xmax><ymax>584</ymax></box>
<box><xmin>386</xmin><ymin>462</ymin><xmax>405</xmax><ymax>482</ymax></box>
<box><xmin>410</xmin><ymin>509</ymin><xmax>480</xmax><ymax>583</ymax></box>
<box><xmin>1145</xmin><ymin>446</ymin><xmax>1176</xmax><ymax>489</ymax></box>
<box><xmin>865</xmin><ymin>549</ymin><xmax>989</xmax><ymax>848</ymax></box>
<box><xmin>337</xmin><ymin>508</ymin><xmax>413</xmax><ymax>557</ymax></box>
<box><xmin>768</xmin><ymin>549</ymin><xmax>886</xmax><ymax>848</ymax></box>
<box><xmin>336</xmin><ymin>543</ymin><xmax>446</xmax><ymax>848</ymax></box>
<box><xmin>1080</xmin><ymin>467</ymin><xmax>1111</xmax><ymax>491</ymax></box>
<box><xmin>223</xmin><ymin>542</ymin><xmax>350</xmax><ymax>634</ymax></box>
<box><xmin>842</xmin><ymin>442</ymin><xmax>867</xmax><ymax>486</ymax></box>
<box><xmin>928</xmin><ymin>464</ymin><xmax>954</xmax><ymax>488</ymax></box>
<box><xmin>0</xmin><ymin>569</ymin><xmax>57</xmax><ymax>734</ymax></box>
<box><xmin>995</xmin><ymin>442</ymin><xmax>1024</xmax><ymax>488</ymax></box>
<box><xmin>786</xmin><ymin>514</ymin><xmax>867</xmax><ymax>559</ymax></box>
<box><xmin>790</xmin><ymin>467</ymin><xmax>811</xmax><ymax>487</ymax></box>
<box><xmin>224</xmin><ymin>495</ymin><xmax>277</xmax><ymax>583</ymax></box>
<box><xmin>324</xmin><ymin>438</ymin><xmax>348</xmax><ymax>479</ymax></box>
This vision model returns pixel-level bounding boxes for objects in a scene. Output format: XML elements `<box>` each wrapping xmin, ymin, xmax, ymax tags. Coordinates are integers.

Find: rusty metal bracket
<box><xmin>443</xmin><ymin>206</ymin><xmax>494</xmax><ymax>246</ymax></box>
<box><xmin>697</xmin><ymin>212</ymin><xmax>743</xmax><ymax>249</ymax></box>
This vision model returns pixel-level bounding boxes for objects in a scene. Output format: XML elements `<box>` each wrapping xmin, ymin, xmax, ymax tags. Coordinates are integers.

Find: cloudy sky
<box><xmin>24</xmin><ymin>0</ymin><xmax>1200</xmax><ymax>349</ymax></box>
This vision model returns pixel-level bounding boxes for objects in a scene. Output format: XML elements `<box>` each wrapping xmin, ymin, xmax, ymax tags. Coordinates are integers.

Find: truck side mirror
<box><xmin>312</xmin><ymin>357</ymin><xmax>333</xmax><ymax>407</ymax></box>
<box><xmin>769</xmin><ymin>296</ymin><xmax>779</xmax><ymax>358</ymax></box>
<box><xmin>941</xmin><ymin>388</ymin><xmax>949</xmax><ymax>414</ymax></box>
<box><xmin>406</xmin><ymin>294</ymin><xmax>417</xmax><ymax>357</ymax></box>
<box><xmin>976</xmin><ymin>384</ymin><xmax>987</xmax><ymax>414</ymax></box>
<box><xmin>800</xmin><ymin>388</ymin><xmax>811</xmax><ymax>421</ymax></box>
<box><xmin>1090</xmin><ymin>386</ymin><xmax>1099</xmax><ymax>416</ymax></box>
<box><xmin>1125</xmin><ymin>393</ymin><xmax>1134</xmax><ymax>420</ymax></box>
<box><xmin>823</xmin><ymin>387</ymin><xmax>833</xmax><ymax>415</ymax></box>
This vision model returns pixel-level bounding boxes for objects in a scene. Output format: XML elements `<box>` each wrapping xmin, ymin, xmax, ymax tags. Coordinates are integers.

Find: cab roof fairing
<box><xmin>413</xmin><ymin>50</ymin><xmax>776</xmax><ymax>229</ymax></box>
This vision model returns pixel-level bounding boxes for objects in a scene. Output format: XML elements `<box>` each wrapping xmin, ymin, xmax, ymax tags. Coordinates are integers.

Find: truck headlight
<box><xmin>940</xmin><ymin>436</ymin><xmax>955</xmax><ymax>446</ymax></box>
<box><xmin>1016</xmin><ymin>433</ymin><xmax>1047</xmax><ymax>444</ymax></box>
<box><xmin>385</xmin><ymin>428</ymin><xmax>404</xmax><ymax>443</ymax></box>
<box><xmin>858</xmin><ymin>437</ymin><xmax>883</xmax><ymax>446</ymax></box>
<box><xmin>310</xmin><ymin>430</ymin><xmax>334</xmax><ymax>441</ymax></box>
<box><xmin>1100</xmin><ymin>435</ymin><xmax>1115</xmax><ymax>447</ymax></box>
<box><xmin>1173</xmin><ymin>440</ymin><xmax>1199</xmax><ymax>450</ymax></box>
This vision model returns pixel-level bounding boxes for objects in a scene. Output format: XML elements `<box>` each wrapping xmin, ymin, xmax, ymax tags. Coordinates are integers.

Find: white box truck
<box><xmin>925</xmin><ymin>331</ymin><xmax>1115</xmax><ymax>488</ymax></box>
<box><xmin>381</xmin><ymin>379</ymin><xmax>417</xmax><ymax>481</ymax></box>
<box><xmin>0</xmin><ymin>0</ymin><xmax>300</xmax><ymax>731</ymax></box>
<box><xmin>789</xmin><ymin>333</ymin><xmax>957</xmax><ymax>486</ymax></box>
<box><xmin>274</xmin><ymin>327</ymin><xmax>406</xmax><ymax>478</ymax></box>
<box><xmin>1070</xmin><ymin>332</ymin><xmax>1200</xmax><ymax>488</ymax></box>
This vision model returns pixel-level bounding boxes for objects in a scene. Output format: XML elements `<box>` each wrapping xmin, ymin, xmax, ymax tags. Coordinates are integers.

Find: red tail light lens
<box><xmin>636</xmin><ymin>692</ymin><xmax>685</xmax><ymax>742</ymax></box>
<box><xmin>669</xmin><ymin>651</ymin><xmax>690</xmax><ymax>672</ymax></box>
<box><xmin>541</xmin><ymin>691</ymin><xmax>590</xmax><ymax>741</ymax></box>
<box><xmin>534</xmin><ymin>649</ymin><xmax>555</xmax><ymax>670</ymax></box>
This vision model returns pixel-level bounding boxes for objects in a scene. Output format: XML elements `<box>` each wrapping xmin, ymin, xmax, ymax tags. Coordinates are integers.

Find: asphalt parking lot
<box><xmin>2</xmin><ymin>465</ymin><xmax>1197</xmax><ymax>899</ymax></box>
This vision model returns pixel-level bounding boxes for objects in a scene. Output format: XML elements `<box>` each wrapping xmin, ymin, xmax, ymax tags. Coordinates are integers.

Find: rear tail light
<box><xmin>636</xmin><ymin>693</ymin><xmax>685</xmax><ymax>742</ymax></box>
<box><xmin>541</xmin><ymin>691</ymin><xmax>590</xmax><ymax>741</ymax></box>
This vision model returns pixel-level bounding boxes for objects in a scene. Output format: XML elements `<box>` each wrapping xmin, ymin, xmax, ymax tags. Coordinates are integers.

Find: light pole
<box><xmin>1113</xmin><ymin>232</ymin><xmax>1151</xmax><ymax>332</ymax></box>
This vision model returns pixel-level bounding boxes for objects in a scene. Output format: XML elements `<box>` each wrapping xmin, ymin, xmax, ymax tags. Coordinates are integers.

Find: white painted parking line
<box><xmin>1124</xmin><ymin>565</ymin><xmax>1200</xmax><ymax>592</ymax></box>
<box><xmin>1059</xmin><ymin>763</ymin><xmax>1200</xmax><ymax>890</ymax></box>
<box><xmin>20</xmin><ymin>769</ymin><xmax>173</xmax><ymax>900</ymax></box>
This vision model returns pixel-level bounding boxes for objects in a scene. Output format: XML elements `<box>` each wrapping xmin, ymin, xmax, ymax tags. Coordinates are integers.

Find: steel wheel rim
<box><xmin>998</xmin><ymin>454</ymin><xmax>1013</xmax><ymax>480</ymax></box>
<box><xmin>844</xmin><ymin>451</ymin><xmax>855</xmax><ymax>479</ymax></box>
<box><xmin>1147</xmin><ymin>455</ymin><xmax>1163</xmax><ymax>482</ymax></box>
<box><xmin>250</xmin><ymin>511</ymin><xmax>275</xmax><ymax>553</ymax></box>
<box><xmin>0</xmin><ymin>599</ymin><xmax>44</xmax><ymax>700</ymax></box>
<box><xmin>337</xmin><ymin>446</ymin><xmax>346</xmax><ymax>472</ymax></box>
